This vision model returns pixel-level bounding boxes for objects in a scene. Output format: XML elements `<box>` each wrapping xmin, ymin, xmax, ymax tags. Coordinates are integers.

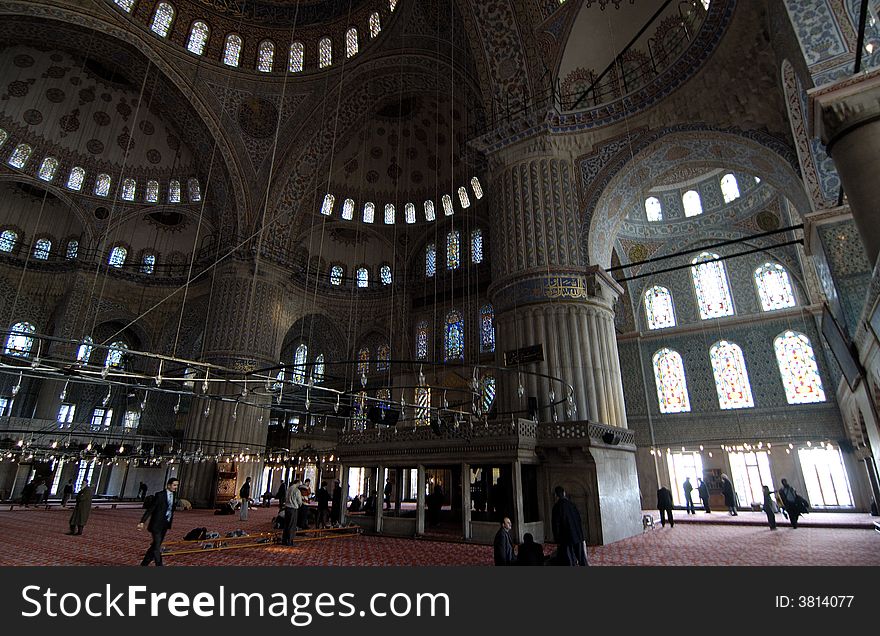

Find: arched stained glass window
<box><xmin>363</xmin><ymin>202</ymin><xmax>375</xmax><ymax>223</ymax></box>
<box><xmin>405</xmin><ymin>203</ymin><xmax>416</xmax><ymax>224</ymax></box>
<box><xmin>312</xmin><ymin>353</ymin><xmax>325</xmax><ymax>384</ymax></box>
<box><xmin>33</xmin><ymin>238</ymin><xmax>51</xmax><ymax>260</ymax></box>
<box><xmin>720</xmin><ymin>173</ymin><xmax>740</xmax><ymax>203</ymax></box>
<box><xmin>66</xmin><ymin>166</ymin><xmax>85</xmax><ymax>191</ymax></box>
<box><xmin>151</xmin><ymin>3</ymin><xmax>174</xmax><ymax>37</ymax></box>
<box><xmin>257</xmin><ymin>40</ymin><xmax>275</xmax><ymax>72</ymax></box>
<box><xmin>446</xmin><ymin>230</ymin><xmax>460</xmax><ymax>269</ymax></box>
<box><xmin>442</xmin><ymin>194</ymin><xmax>454</xmax><ymax>216</ymax></box>
<box><xmin>376</xmin><ymin>344</ymin><xmax>390</xmax><ymax>371</ymax></box>
<box><xmin>691</xmin><ymin>252</ymin><xmax>733</xmax><ymax>319</ymax></box>
<box><xmin>108</xmin><ymin>245</ymin><xmax>127</xmax><ymax>268</ymax></box>
<box><xmin>330</xmin><ymin>265</ymin><xmax>344</xmax><ymax>286</ymax></box>
<box><xmin>223</xmin><ymin>34</ymin><xmax>242</xmax><ymax>67</ymax></box>
<box><xmin>140</xmin><ymin>253</ymin><xmax>156</xmax><ymax>274</ymax></box>
<box><xmin>5</xmin><ymin>322</ymin><xmax>35</xmax><ymax>357</ymax></box>
<box><xmin>319</xmin><ymin>37</ymin><xmax>332</xmax><ymax>68</ymax></box>
<box><xmin>114</xmin><ymin>0</ymin><xmax>135</xmax><ymax>12</ymax></box>
<box><xmin>709</xmin><ymin>340</ymin><xmax>754</xmax><ymax>410</ymax></box>
<box><xmin>471</xmin><ymin>228</ymin><xmax>483</xmax><ymax>264</ymax></box>
<box><xmin>38</xmin><ymin>157</ymin><xmax>58</xmax><ymax>181</ymax></box>
<box><xmin>458</xmin><ymin>186</ymin><xmax>471</xmax><ymax>209</ymax></box>
<box><xmin>66</xmin><ymin>239</ymin><xmax>78</xmax><ymax>260</ymax></box>
<box><xmin>0</xmin><ymin>129</ymin><xmax>6</xmax><ymax>148</ymax></box>
<box><xmin>755</xmin><ymin>263</ymin><xmax>795</xmax><ymax>311</ymax></box>
<box><xmin>105</xmin><ymin>341</ymin><xmax>128</xmax><ymax>368</ymax></box>
<box><xmin>424</xmin><ymin>200</ymin><xmax>435</xmax><ymax>221</ymax></box>
<box><xmin>357</xmin><ymin>347</ymin><xmax>370</xmax><ymax>376</ymax></box>
<box><xmin>683</xmin><ymin>190</ymin><xmax>702</xmax><ymax>217</ymax></box>
<box><xmin>380</xmin><ymin>264</ymin><xmax>392</xmax><ymax>285</ymax></box>
<box><xmin>293</xmin><ymin>343</ymin><xmax>308</xmax><ymax>383</ymax></box>
<box><xmin>76</xmin><ymin>336</ymin><xmax>93</xmax><ymax>363</ymax></box>
<box><xmin>346</xmin><ymin>28</ymin><xmax>358</xmax><ymax>57</ymax></box>
<box><xmin>289</xmin><ymin>42</ymin><xmax>304</xmax><ymax>72</ymax></box>
<box><xmin>652</xmin><ymin>348</ymin><xmax>691</xmax><ymax>413</ymax></box>
<box><xmin>187</xmin><ymin>21</ymin><xmax>209</xmax><ymax>55</ymax></box>
<box><xmin>774</xmin><ymin>331</ymin><xmax>825</xmax><ymax>404</ymax></box>
<box><xmin>169</xmin><ymin>180</ymin><xmax>181</xmax><ymax>203</ymax></box>
<box><xmin>188</xmin><ymin>178</ymin><xmax>201</xmax><ymax>202</ymax></box>
<box><xmin>321</xmin><ymin>193</ymin><xmax>335</xmax><ymax>216</ymax></box>
<box><xmin>369</xmin><ymin>12</ymin><xmax>381</xmax><ymax>38</ymax></box>
<box><xmin>644</xmin><ymin>285</ymin><xmax>676</xmax><ymax>330</ymax></box>
<box><xmin>481</xmin><ymin>375</ymin><xmax>496</xmax><ymax>413</ymax></box>
<box><xmin>356</xmin><ymin>266</ymin><xmax>369</xmax><ymax>288</ymax></box>
<box><xmin>145</xmin><ymin>180</ymin><xmax>159</xmax><ymax>203</ymax></box>
<box><xmin>384</xmin><ymin>204</ymin><xmax>395</xmax><ymax>225</ymax></box>
<box><xmin>416</xmin><ymin>320</ymin><xmax>429</xmax><ymax>360</ymax></box>
<box><xmin>342</xmin><ymin>198</ymin><xmax>355</xmax><ymax>220</ymax></box>
<box><xmin>445</xmin><ymin>310</ymin><xmax>464</xmax><ymax>361</ymax></box>
<box><xmin>94</xmin><ymin>174</ymin><xmax>111</xmax><ymax>197</ymax></box>
<box><xmin>8</xmin><ymin>143</ymin><xmax>32</xmax><ymax>169</ymax></box>
<box><xmin>645</xmin><ymin>196</ymin><xmax>662</xmax><ymax>221</ymax></box>
<box><xmin>471</xmin><ymin>176</ymin><xmax>484</xmax><ymax>200</ymax></box>
<box><xmin>426</xmin><ymin>243</ymin><xmax>436</xmax><ymax>277</ymax></box>
<box><xmin>415</xmin><ymin>387</ymin><xmax>430</xmax><ymax>426</ymax></box>
<box><xmin>121</xmin><ymin>178</ymin><xmax>136</xmax><ymax>201</ymax></box>
<box><xmin>480</xmin><ymin>304</ymin><xmax>495</xmax><ymax>353</ymax></box>
<box><xmin>0</xmin><ymin>230</ymin><xmax>17</xmax><ymax>252</ymax></box>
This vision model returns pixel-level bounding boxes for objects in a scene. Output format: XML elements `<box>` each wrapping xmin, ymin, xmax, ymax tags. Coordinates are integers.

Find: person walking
<box><xmin>697</xmin><ymin>477</ymin><xmax>711</xmax><ymax>513</ymax></box>
<box><xmin>239</xmin><ymin>476</ymin><xmax>252</xmax><ymax>521</ymax></box>
<box><xmin>67</xmin><ymin>481</ymin><xmax>92</xmax><ymax>535</ymax></box>
<box><xmin>493</xmin><ymin>517</ymin><xmax>514</xmax><ymax>566</ymax></box>
<box><xmin>551</xmin><ymin>486</ymin><xmax>588</xmax><ymax>566</ymax></box>
<box><xmin>657</xmin><ymin>485</ymin><xmax>675</xmax><ymax>528</ymax></box>
<box><xmin>683</xmin><ymin>477</ymin><xmax>696</xmax><ymax>515</ymax></box>
<box><xmin>762</xmin><ymin>485</ymin><xmax>778</xmax><ymax>530</ymax></box>
<box><xmin>137</xmin><ymin>481</ymin><xmax>148</xmax><ymax>501</ymax></box>
<box><xmin>721</xmin><ymin>473</ymin><xmax>738</xmax><ymax>516</ymax></box>
<box><xmin>61</xmin><ymin>479</ymin><xmax>74</xmax><ymax>508</ymax></box>
<box><xmin>137</xmin><ymin>478</ymin><xmax>179</xmax><ymax>566</ymax></box>
<box><xmin>281</xmin><ymin>479</ymin><xmax>303</xmax><ymax>545</ymax></box>
<box><xmin>778</xmin><ymin>478</ymin><xmax>804</xmax><ymax>529</ymax></box>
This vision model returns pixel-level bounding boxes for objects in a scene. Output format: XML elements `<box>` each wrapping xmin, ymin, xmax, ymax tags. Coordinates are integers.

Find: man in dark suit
<box><xmin>657</xmin><ymin>485</ymin><xmax>675</xmax><ymax>528</ymax></box>
<box><xmin>551</xmin><ymin>486</ymin><xmax>588</xmax><ymax>566</ymax></box>
<box><xmin>493</xmin><ymin>517</ymin><xmax>514</xmax><ymax>566</ymax></box>
<box><xmin>137</xmin><ymin>477</ymin><xmax>178</xmax><ymax>566</ymax></box>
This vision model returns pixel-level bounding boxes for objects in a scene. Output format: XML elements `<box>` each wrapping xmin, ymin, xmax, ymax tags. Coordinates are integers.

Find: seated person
<box><xmin>348</xmin><ymin>494</ymin><xmax>364</xmax><ymax>513</ymax></box>
<box><xmin>516</xmin><ymin>533</ymin><xmax>545</xmax><ymax>566</ymax></box>
<box><xmin>363</xmin><ymin>493</ymin><xmax>377</xmax><ymax>514</ymax></box>
<box><xmin>261</xmin><ymin>490</ymin><xmax>273</xmax><ymax>507</ymax></box>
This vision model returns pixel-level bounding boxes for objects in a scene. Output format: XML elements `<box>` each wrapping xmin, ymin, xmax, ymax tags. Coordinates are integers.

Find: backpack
<box><xmin>184</xmin><ymin>527</ymin><xmax>207</xmax><ymax>541</ymax></box>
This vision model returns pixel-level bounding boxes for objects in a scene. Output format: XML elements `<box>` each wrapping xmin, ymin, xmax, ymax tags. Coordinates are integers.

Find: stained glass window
<box><xmin>471</xmin><ymin>176</ymin><xmax>483</xmax><ymax>199</ymax></box>
<box><xmin>380</xmin><ymin>264</ymin><xmax>392</xmax><ymax>285</ymax></box>
<box><xmin>416</xmin><ymin>320</ymin><xmax>428</xmax><ymax>360</ymax></box>
<box><xmin>140</xmin><ymin>253</ymin><xmax>156</xmax><ymax>274</ymax></box>
<box><xmin>389</xmin><ymin>0</ymin><xmax>398</xmax><ymax>11</ymax></box>
<box><xmin>415</xmin><ymin>387</ymin><xmax>430</xmax><ymax>426</ymax></box>
<box><xmin>384</xmin><ymin>204</ymin><xmax>395</xmax><ymax>225</ymax></box>
<box><xmin>471</xmin><ymin>228</ymin><xmax>483</xmax><ymax>264</ymax></box>
<box><xmin>108</xmin><ymin>246</ymin><xmax>127</xmax><ymax>268</ymax></box>
<box><xmin>342</xmin><ymin>198</ymin><xmax>354</xmax><ymax>220</ymax></box>
<box><xmin>481</xmin><ymin>375</ymin><xmax>496</xmax><ymax>412</ymax></box>
<box><xmin>8</xmin><ymin>144</ymin><xmax>32</xmax><ymax>169</ymax></box>
<box><xmin>121</xmin><ymin>178</ymin><xmax>136</xmax><ymax>201</ymax></box>
<box><xmin>691</xmin><ymin>252</ymin><xmax>733</xmax><ymax>319</ymax></box>
<box><xmin>223</xmin><ymin>34</ymin><xmax>242</xmax><ymax>67</ymax></box>
<box><xmin>446</xmin><ymin>230</ymin><xmax>460</xmax><ymax>269</ymax></box>
<box><xmin>0</xmin><ymin>129</ymin><xmax>6</xmax><ymax>148</ymax></box>
<box><xmin>0</xmin><ymin>230</ymin><xmax>16</xmax><ymax>252</ymax></box>
<box><xmin>293</xmin><ymin>343</ymin><xmax>308</xmax><ymax>383</ymax></box>
<box><xmin>169</xmin><ymin>180</ymin><xmax>181</xmax><ymax>203</ymax></box>
<box><xmin>709</xmin><ymin>340</ymin><xmax>754</xmax><ymax>409</ymax></box>
<box><xmin>357</xmin><ymin>267</ymin><xmax>369</xmax><ymax>288</ymax></box>
<box><xmin>76</xmin><ymin>337</ymin><xmax>93</xmax><ymax>363</ymax></box>
<box><xmin>405</xmin><ymin>203</ymin><xmax>416</xmax><ymax>224</ymax></box>
<box><xmin>774</xmin><ymin>331</ymin><xmax>825</xmax><ymax>404</ymax></box>
<box><xmin>106</xmin><ymin>341</ymin><xmax>128</xmax><ymax>368</ymax></box>
<box><xmin>145</xmin><ymin>180</ymin><xmax>159</xmax><ymax>203</ymax></box>
<box><xmin>188</xmin><ymin>178</ymin><xmax>201</xmax><ymax>202</ymax></box>
<box><xmin>645</xmin><ymin>196</ymin><xmax>662</xmax><ymax>221</ymax></box>
<box><xmin>38</xmin><ymin>157</ymin><xmax>58</xmax><ymax>181</ymax></box>
<box><xmin>644</xmin><ymin>285</ymin><xmax>676</xmax><ymax>330</ymax></box>
<box><xmin>426</xmin><ymin>243</ymin><xmax>436</xmax><ymax>277</ymax></box>
<box><xmin>424</xmin><ymin>200</ymin><xmax>435</xmax><ymax>221</ymax></box>
<box><xmin>330</xmin><ymin>265</ymin><xmax>344</xmax><ymax>286</ymax></box>
<box><xmin>652</xmin><ymin>348</ymin><xmax>690</xmax><ymax>413</ymax></box>
<box><xmin>357</xmin><ymin>347</ymin><xmax>370</xmax><ymax>375</ymax></box>
<box><xmin>187</xmin><ymin>21</ymin><xmax>209</xmax><ymax>55</ymax></box>
<box><xmin>257</xmin><ymin>40</ymin><xmax>275</xmax><ymax>72</ymax></box>
<box><xmin>755</xmin><ymin>262</ymin><xmax>795</xmax><ymax>311</ymax></box>
<box><xmin>33</xmin><ymin>238</ymin><xmax>51</xmax><ymax>260</ymax></box>
<box><xmin>67</xmin><ymin>167</ymin><xmax>85</xmax><ymax>191</ymax></box>
<box><xmin>114</xmin><ymin>0</ymin><xmax>135</xmax><ymax>12</ymax></box>
<box><xmin>369</xmin><ymin>12</ymin><xmax>381</xmax><ymax>38</ymax></box>
<box><xmin>376</xmin><ymin>344</ymin><xmax>390</xmax><ymax>371</ymax></box>
<box><xmin>5</xmin><ymin>322</ymin><xmax>35</xmax><ymax>357</ymax></box>
<box><xmin>445</xmin><ymin>310</ymin><xmax>464</xmax><ymax>361</ymax></box>
<box><xmin>319</xmin><ymin>37</ymin><xmax>332</xmax><ymax>68</ymax></box>
<box><xmin>151</xmin><ymin>3</ymin><xmax>174</xmax><ymax>37</ymax></box>
<box><xmin>442</xmin><ymin>194</ymin><xmax>454</xmax><ymax>216</ymax></box>
<box><xmin>289</xmin><ymin>42</ymin><xmax>304</xmax><ymax>72</ymax></box>
<box><xmin>346</xmin><ymin>28</ymin><xmax>358</xmax><ymax>58</ymax></box>
<box><xmin>312</xmin><ymin>353</ymin><xmax>325</xmax><ymax>384</ymax></box>
<box><xmin>683</xmin><ymin>190</ymin><xmax>702</xmax><ymax>217</ymax></box>
<box><xmin>95</xmin><ymin>174</ymin><xmax>111</xmax><ymax>197</ymax></box>
<box><xmin>720</xmin><ymin>173</ymin><xmax>740</xmax><ymax>203</ymax></box>
<box><xmin>363</xmin><ymin>202</ymin><xmax>375</xmax><ymax>223</ymax></box>
<box><xmin>480</xmin><ymin>304</ymin><xmax>495</xmax><ymax>353</ymax></box>
<box><xmin>321</xmin><ymin>193</ymin><xmax>335</xmax><ymax>216</ymax></box>
<box><xmin>66</xmin><ymin>240</ymin><xmax>78</xmax><ymax>260</ymax></box>
<box><xmin>458</xmin><ymin>186</ymin><xmax>471</xmax><ymax>209</ymax></box>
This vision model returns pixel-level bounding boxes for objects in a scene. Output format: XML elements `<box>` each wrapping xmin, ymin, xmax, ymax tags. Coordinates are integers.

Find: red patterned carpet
<box><xmin>0</xmin><ymin>506</ymin><xmax>877</xmax><ymax>566</ymax></box>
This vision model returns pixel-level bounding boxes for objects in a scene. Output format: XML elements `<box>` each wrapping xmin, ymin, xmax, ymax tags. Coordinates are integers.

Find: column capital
<box><xmin>809</xmin><ymin>68</ymin><xmax>880</xmax><ymax>150</ymax></box>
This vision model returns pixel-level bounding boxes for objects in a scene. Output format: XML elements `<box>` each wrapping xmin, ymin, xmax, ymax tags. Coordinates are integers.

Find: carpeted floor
<box><xmin>0</xmin><ymin>506</ymin><xmax>877</xmax><ymax>566</ymax></box>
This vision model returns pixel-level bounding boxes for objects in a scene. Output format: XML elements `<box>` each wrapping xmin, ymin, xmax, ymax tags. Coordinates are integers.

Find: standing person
<box><xmin>427</xmin><ymin>484</ymin><xmax>444</xmax><ymax>528</ymax></box>
<box><xmin>330</xmin><ymin>480</ymin><xmax>342</xmax><ymax>526</ymax></box>
<box><xmin>137</xmin><ymin>482</ymin><xmax>148</xmax><ymax>501</ymax></box>
<box><xmin>33</xmin><ymin>480</ymin><xmax>48</xmax><ymax>506</ymax></box>
<box><xmin>297</xmin><ymin>479</ymin><xmax>312</xmax><ymax>529</ymax></box>
<box><xmin>721</xmin><ymin>473</ymin><xmax>738</xmax><ymax>516</ymax></box>
<box><xmin>239</xmin><ymin>476</ymin><xmax>252</xmax><ymax>521</ymax></box>
<box><xmin>61</xmin><ymin>479</ymin><xmax>74</xmax><ymax>508</ymax></box>
<box><xmin>316</xmin><ymin>481</ymin><xmax>331</xmax><ymax>528</ymax></box>
<box><xmin>137</xmin><ymin>477</ymin><xmax>179</xmax><ymax>566</ymax></box>
<box><xmin>682</xmin><ymin>477</ymin><xmax>696</xmax><ymax>515</ymax></box>
<box><xmin>762</xmin><ymin>485</ymin><xmax>778</xmax><ymax>530</ymax></box>
<box><xmin>516</xmin><ymin>533</ymin><xmax>545</xmax><ymax>566</ymax></box>
<box><xmin>383</xmin><ymin>478</ymin><xmax>393</xmax><ymax>510</ymax></box>
<box><xmin>697</xmin><ymin>477</ymin><xmax>711</xmax><ymax>513</ymax></box>
<box><xmin>657</xmin><ymin>485</ymin><xmax>675</xmax><ymax>528</ymax></box>
<box><xmin>778</xmin><ymin>478</ymin><xmax>803</xmax><ymax>529</ymax></box>
<box><xmin>551</xmin><ymin>486</ymin><xmax>588</xmax><ymax>566</ymax></box>
<box><xmin>275</xmin><ymin>480</ymin><xmax>287</xmax><ymax>511</ymax></box>
<box><xmin>281</xmin><ymin>479</ymin><xmax>303</xmax><ymax>545</ymax></box>
<box><xmin>493</xmin><ymin>517</ymin><xmax>514</xmax><ymax>566</ymax></box>
<box><xmin>67</xmin><ymin>481</ymin><xmax>92</xmax><ymax>535</ymax></box>
<box><xmin>21</xmin><ymin>479</ymin><xmax>35</xmax><ymax>507</ymax></box>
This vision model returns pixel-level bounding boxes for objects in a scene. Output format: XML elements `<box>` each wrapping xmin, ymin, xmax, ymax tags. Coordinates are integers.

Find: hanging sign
<box><xmin>503</xmin><ymin>344</ymin><xmax>544</xmax><ymax>367</ymax></box>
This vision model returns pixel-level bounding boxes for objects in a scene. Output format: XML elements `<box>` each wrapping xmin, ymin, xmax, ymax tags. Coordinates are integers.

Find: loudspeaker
<box><xmin>602</xmin><ymin>432</ymin><xmax>621</xmax><ymax>446</ymax></box>
<box><xmin>527</xmin><ymin>397</ymin><xmax>539</xmax><ymax>420</ymax></box>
